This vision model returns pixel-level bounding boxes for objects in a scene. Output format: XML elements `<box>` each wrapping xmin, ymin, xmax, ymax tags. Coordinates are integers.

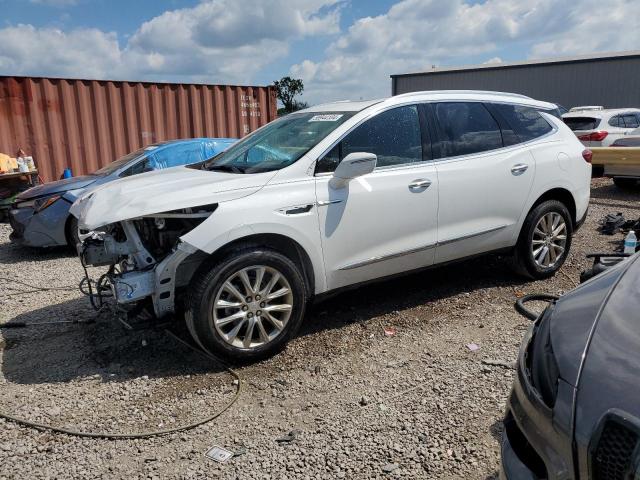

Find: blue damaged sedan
<box><xmin>9</xmin><ymin>138</ymin><xmax>236</xmax><ymax>248</ymax></box>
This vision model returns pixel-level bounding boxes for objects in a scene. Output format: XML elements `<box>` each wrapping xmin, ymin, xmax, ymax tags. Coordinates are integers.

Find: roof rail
<box><xmin>394</xmin><ymin>90</ymin><xmax>533</xmax><ymax>100</ymax></box>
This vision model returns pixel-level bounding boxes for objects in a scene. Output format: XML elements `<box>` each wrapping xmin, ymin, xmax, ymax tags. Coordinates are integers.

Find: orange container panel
<box><xmin>0</xmin><ymin>76</ymin><xmax>277</xmax><ymax>182</ymax></box>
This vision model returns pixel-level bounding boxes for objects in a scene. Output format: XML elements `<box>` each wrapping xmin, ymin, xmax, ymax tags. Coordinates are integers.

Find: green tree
<box><xmin>273</xmin><ymin>76</ymin><xmax>304</xmax><ymax>114</ymax></box>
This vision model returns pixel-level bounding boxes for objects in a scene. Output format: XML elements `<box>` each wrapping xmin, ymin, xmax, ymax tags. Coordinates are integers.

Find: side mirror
<box><xmin>330</xmin><ymin>152</ymin><xmax>377</xmax><ymax>188</ymax></box>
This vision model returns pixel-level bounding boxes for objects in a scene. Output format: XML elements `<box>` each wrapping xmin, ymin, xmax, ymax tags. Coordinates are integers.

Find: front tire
<box><xmin>65</xmin><ymin>216</ymin><xmax>80</xmax><ymax>250</ymax></box>
<box><xmin>513</xmin><ymin>200</ymin><xmax>573</xmax><ymax>279</ymax></box>
<box><xmin>185</xmin><ymin>247</ymin><xmax>307</xmax><ymax>362</ymax></box>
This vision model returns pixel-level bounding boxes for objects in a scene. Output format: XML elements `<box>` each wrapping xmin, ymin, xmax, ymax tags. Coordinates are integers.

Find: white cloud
<box><xmin>292</xmin><ymin>0</ymin><xmax>639</xmax><ymax>103</ymax></box>
<box><xmin>0</xmin><ymin>25</ymin><xmax>120</xmax><ymax>78</ymax></box>
<box><xmin>2</xmin><ymin>0</ymin><xmax>639</xmax><ymax>103</ymax></box>
<box><xmin>0</xmin><ymin>0</ymin><xmax>343</xmax><ymax>84</ymax></box>
<box><xmin>528</xmin><ymin>0</ymin><xmax>640</xmax><ymax>58</ymax></box>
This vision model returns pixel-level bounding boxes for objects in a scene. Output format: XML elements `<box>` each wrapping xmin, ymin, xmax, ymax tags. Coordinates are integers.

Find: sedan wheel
<box><xmin>212</xmin><ymin>265</ymin><xmax>293</xmax><ymax>350</ymax></box>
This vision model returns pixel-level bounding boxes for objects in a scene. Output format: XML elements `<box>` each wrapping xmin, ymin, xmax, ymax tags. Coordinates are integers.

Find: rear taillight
<box><xmin>582</xmin><ymin>149</ymin><xmax>593</xmax><ymax>163</ymax></box>
<box><xmin>578</xmin><ymin>131</ymin><xmax>608</xmax><ymax>142</ymax></box>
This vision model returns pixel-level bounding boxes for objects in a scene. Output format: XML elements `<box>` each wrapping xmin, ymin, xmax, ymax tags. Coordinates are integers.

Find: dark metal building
<box><xmin>391</xmin><ymin>51</ymin><xmax>640</xmax><ymax>109</ymax></box>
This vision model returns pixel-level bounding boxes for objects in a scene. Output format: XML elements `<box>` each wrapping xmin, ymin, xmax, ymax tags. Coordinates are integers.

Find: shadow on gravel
<box><xmin>1</xmin><ymin>299</ymin><xmax>225</xmax><ymax>385</ymax></box>
<box><xmin>301</xmin><ymin>253</ymin><xmax>526</xmax><ymax>338</ymax></box>
<box><xmin>590</xmin><ymin>179</ymin><xmax>640</xmax><ymax>202</ymax></box>
<box><xmin>0</xmin><ymin>243</ymin><xmax>75</xmax><ymax>265</ymax></box>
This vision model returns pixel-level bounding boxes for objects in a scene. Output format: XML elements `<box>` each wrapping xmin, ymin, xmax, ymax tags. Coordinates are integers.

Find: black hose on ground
<box><xmin>514</xmin><ymin>293</ymin><xmax>559</xmax><ymax>321</ymax></box>
<box><xmin>0</xmin><ymin>323</ymin><xmax>242</xmax><ymax>439</ymax></box>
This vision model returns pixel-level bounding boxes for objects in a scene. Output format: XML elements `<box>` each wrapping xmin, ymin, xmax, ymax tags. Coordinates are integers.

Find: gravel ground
<box><xmin>1</xmin><ymin>178</ymin><xmax>639</xmax><ymax>479</ymax></box>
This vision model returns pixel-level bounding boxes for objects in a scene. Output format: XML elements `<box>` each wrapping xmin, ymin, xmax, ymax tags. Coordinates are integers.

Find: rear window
<box><xmin>563</xmin><ymin>117</ymin><xmax>600</xmax><ymax>131</ymax></box>
<box><xmin>491</xmin><ymin>104</ymin><xmax>554</xmax><ymax>143</ymax></box>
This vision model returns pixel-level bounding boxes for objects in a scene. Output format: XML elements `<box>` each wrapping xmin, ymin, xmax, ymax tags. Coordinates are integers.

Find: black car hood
<box><xmin>575</xmin><ymin>253</ymin><xmax>640</xmax><ymax>402</ymax></box>
<box><xmin>16</xmin><ymin>175</ymin><xmax>97</xmax><ymax>200</ymax></box>
<box><xmin>550</xmin><ymin>255</ymin><xmax>638</xmax><ymax>388</ymax></box>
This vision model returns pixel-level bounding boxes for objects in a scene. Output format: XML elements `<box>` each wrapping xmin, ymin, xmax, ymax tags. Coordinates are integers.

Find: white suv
<box><xmin>71</xmin><ymin>91</ymin><xmax>591</xmax><ymax>361</ymax></box>
<box><xmin>562</xmin><ymin>107</ymin><xmax>640</xmax><ymax>147</ymax></box>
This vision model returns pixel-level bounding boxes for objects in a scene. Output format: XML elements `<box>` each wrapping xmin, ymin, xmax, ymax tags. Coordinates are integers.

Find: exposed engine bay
<box><xmin>78</xmin><ymin>204</ymin><xmax>216</xmax><ymax>317</ymax></box>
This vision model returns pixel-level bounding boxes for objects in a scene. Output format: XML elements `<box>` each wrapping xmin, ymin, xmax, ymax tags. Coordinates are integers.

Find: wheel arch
<box><xmin>528</xmin><ymin>187</ymin><xmax>577</xmax><ymax>227</ymax></box>
<box><xmin>192</xmin><ymin>233</ymin><xmax>317</xmax><ymax>299</ymax></box>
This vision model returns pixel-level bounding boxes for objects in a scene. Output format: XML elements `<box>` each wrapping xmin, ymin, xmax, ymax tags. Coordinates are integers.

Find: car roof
<box><xmin>301</xmin><ymin>90</ymin><xmax>557</xmax><ymax>113</ymax></box>
<box><xmin>563</xmin><ymin>108</ymin><xmax>640</xmax><ymax>119</ymax></box>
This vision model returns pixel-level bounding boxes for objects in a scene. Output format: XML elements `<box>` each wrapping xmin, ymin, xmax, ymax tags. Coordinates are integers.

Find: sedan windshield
<box><xmin>202</xmin><ymin>112</ymin><xmax>355</xmax><ymax>173</ymax></box>
<box><xmin>93</xmin><ymin>148</ymin><xmax>147</xmax><ymax>176</ymax></box>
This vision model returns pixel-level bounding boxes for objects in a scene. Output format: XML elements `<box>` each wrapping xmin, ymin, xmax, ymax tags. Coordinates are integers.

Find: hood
<box><xmin>17</xmin><ymin>175</ymin><xmax>97</xmax><ymax>200</ymax></box>
<box><xmin>572</xmin><ymin>255</ymin><xmax>640</xmax><ymax>445</ymax></box>
<box><xmin>575</xmin><ymin>254</ymin><xmax>640</xmax><ymax>391</ymax></box>
<box><xmin>70</xmin><ymin>166</ymin><xmax>276</xmax><ymax>230</ymax></box>
<box><xmin>548</xmin><ymin>256</ymin><xmax>635</xmax><ymax>387</ymax></box>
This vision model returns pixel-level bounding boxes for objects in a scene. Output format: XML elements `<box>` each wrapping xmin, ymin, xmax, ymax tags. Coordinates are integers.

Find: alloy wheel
<box><xmin>531</xmin><ymin>212</ymin><xmax>567</xmax><ymax>268</ymax></box>
<box><xmin>211</xmin><ymin>265</ymin><xmax>293</xmax><ymax>349</ymax></box>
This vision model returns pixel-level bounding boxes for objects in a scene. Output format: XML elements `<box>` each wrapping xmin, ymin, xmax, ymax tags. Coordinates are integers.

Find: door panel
<box><xmin>316</xmin><ymin>165</ymin><xmax>438</xmax><ymax>290</ymax></box>
<box><xmin>314</xmin><ymin>103</ymin><xmax>438</xmax><ymax>291</ymax></box>
<box><xmin>428</xmin><ymin>101</ymin><xmax>536</xmax><ymax>263</ymax></box>
<box><xmin>435</xmin><ymin>147</ymin><xmax>535</xmax><ymax>263</ymax></box>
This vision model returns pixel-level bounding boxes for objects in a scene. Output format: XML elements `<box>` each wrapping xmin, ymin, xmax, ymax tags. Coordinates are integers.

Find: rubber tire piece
<box><xmin>185</xmin><ymin>248</ymin><xmax>307</xmax><ymax>363</ymax></box>
<box><xmin>613</xmin><ymin>177</ymin><xmax>638</xmax><ymax>189</ymax></box>
<box><xmin>66</xmin><ymin>216</ymin><xmax>80</xmax><ymax>250</ymax></box>
<box><xmin>513</xmin><ymin>200</ymin><xmax>573</xmax><ymax>280</ymax></box>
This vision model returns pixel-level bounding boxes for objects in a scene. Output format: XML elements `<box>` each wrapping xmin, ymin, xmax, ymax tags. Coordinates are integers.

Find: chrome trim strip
<box><xmin>437</xmin><ymin>224</ymin><xmax>508</xmax><ymax>246</ymax></box>
<box><xmin>338</xmin><ymin>242</ymin><xmax>437</xmax><ymax>270</ymax></box>
<box><xmin>337</xmin><ymin>224</ymin><xmax>509</xmax><ymax>270</ymax></box>
<box><xmin>317</xmin><ymin>199</ymin><xmax>344</xmax><ymax>206</ymax></box>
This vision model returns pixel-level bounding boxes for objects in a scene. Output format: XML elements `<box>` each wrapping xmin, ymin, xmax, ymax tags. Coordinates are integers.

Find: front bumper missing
<box><xmin>80</xmin><ymin>220</ymin><xmax>198</xmax><ymax>318</ymax></box>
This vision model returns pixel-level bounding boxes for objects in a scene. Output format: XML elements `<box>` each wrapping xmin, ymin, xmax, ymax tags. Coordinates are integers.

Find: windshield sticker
<box><xmin>309</xmin><ymin>114</ymin><xmax>343</xmax><ymax>122</ymax></box>
<box><xmin>144</xmin><ymin>146</ymin><xmax>158</xmax><ymax>151</ymax></box>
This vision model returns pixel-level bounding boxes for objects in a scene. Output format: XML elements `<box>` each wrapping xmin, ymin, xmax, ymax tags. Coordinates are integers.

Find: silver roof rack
<box><xmin>394</xmin><ymin>90</ymin><xmax>533</xmax><ymax>100</ymax></box>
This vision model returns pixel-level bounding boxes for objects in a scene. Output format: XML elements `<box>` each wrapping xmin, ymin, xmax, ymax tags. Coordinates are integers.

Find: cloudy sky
<box><xmin>1</xmin><ymin>0</ymin><xmax>638</xmax><ymax>104</ymax></box>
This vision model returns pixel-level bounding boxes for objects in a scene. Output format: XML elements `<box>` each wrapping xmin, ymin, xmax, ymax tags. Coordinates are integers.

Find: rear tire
<box><xmin>185</xmin><ymin>247</ymin><xmax>307</xmax><ymax>362</ymax></box>
<box><xmin>513</xmin><ymin>200</ymin><xmax>573</xmax><ymax>279</ymax></box>
<box><xmin>613</xmin><ymin>177</ymin><xmax>639</xmax><ymax>189</ymax></box>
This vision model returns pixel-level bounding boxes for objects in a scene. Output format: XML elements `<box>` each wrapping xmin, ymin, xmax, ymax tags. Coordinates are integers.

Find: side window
<box><xmin>622</xmin><ymin>115</ymin><xmax>639</xmax><ymax>128</ymax></box>
<box><xmin>316</xmin><ymin>105</ymin><xmax>423</xmax><ymax>173</ymax></box>
<box><xmin>120</xmin><ymin>156</ymin><xmax>150</xmax><ymax>177</ymax></box>
<box><xmin>609</xmin><ymin>116</ymin><xmax>621</xmax><ymax>128</ymax></box>
<box><xmin>491</xmin><ymin>104</ymin><xmax>553</xmax><ymax>143</ymax></box>
<box><xmin>149</xmin><ymin>143</ymin><xmax>204</xmax><ymax>170</ymax></box>
<box><xmin>433</xmin><ymin>102</ymin><xmax>502</xmax><ymax>157</ymax></box>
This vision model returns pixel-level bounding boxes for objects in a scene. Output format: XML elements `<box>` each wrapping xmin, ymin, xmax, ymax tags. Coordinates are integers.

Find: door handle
<box><xmin>408</xmin><ymin>179</ymin><xmax>432</xmax><ymax>190</ymax></box>
<box><xmin>511</xmin><ymin>164</ymin><xmax>529</xmax><ymax>176</ymax></box>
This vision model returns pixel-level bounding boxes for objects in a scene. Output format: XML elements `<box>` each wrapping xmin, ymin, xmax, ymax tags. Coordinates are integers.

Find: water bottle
<box><xmin>624</xmin><ymin>230</ymin><xmax>637</xmax><ymax>254</ymax></box>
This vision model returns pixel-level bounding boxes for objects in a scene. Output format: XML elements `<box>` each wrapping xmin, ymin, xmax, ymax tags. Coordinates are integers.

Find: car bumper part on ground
<box><xmin>8</xmin><ymin>199</ymin><xmax>72</xmax><ymax>248</ymax></box>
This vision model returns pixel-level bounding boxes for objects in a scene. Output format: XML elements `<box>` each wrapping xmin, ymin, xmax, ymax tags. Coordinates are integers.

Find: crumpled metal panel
<box><xmin>0</xmin><ymin>76</ymin><xmax>276</xmax><ymax>182</ymax></box>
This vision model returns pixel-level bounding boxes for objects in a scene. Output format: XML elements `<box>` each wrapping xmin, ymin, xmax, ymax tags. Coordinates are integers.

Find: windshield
<box><xmin>201</xmin><ymin>112</ymin><xmax>356</xmax><ymax>173</ymax></box>
<box><xmin>93</xmin><ymin>147</ymin><xmax>148</xmax><ymax>176</ymax></box>
<box><xmin>563</xmin><ymin>117</ymin><xmax>600</xmax><ymax>131</ymax></box>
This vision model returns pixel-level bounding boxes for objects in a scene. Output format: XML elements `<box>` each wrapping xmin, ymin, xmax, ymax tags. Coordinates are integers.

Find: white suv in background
<box><xmin>562</xmin><ymin>107</ymin><xmax>640</xmax><ymax>146</ymax></box>
<box><xmin>71</xmin><ymin>91</ymin><xmax>592</xmax><ymax>361</ymax></box>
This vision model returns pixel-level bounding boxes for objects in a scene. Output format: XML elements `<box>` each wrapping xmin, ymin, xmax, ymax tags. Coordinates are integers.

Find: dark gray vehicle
<box><xmin>9</xmin><ymin>138</ymin><xmax>235</xmax><ymax>248</ymax></box>
<box><xmin>501</xmin><ymin>253</ymin><xmax>640</xmax><ymax>479</ymax></box>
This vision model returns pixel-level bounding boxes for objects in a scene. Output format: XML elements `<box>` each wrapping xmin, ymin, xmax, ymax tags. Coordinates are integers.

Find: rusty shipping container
<box><xmin>0</xmin><ymin>76</ymin><xmax>277</xmax><ymax>182</ymax></box>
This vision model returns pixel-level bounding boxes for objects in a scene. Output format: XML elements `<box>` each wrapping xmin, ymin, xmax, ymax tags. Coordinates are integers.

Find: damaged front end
<box><xmin>78</xmin><ymin>204</ymin><xmax>216</xmax><ymax>317</ymax></box>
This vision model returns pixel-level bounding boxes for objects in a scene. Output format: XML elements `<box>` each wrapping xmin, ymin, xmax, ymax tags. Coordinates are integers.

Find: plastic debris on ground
<box><xmin>466</xmin><ymin>343</ymin><xmax>480</xmax><ymax>352</ymax></box>
<box><xmin>204</xmin><ymin>446</ymin><xmax>234</xmax><ymax>463</ymax></box>
<box><xmin>383</xmin><ymin>327</ymin><xmax>397</xmax><ymax>337</ymax></box>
